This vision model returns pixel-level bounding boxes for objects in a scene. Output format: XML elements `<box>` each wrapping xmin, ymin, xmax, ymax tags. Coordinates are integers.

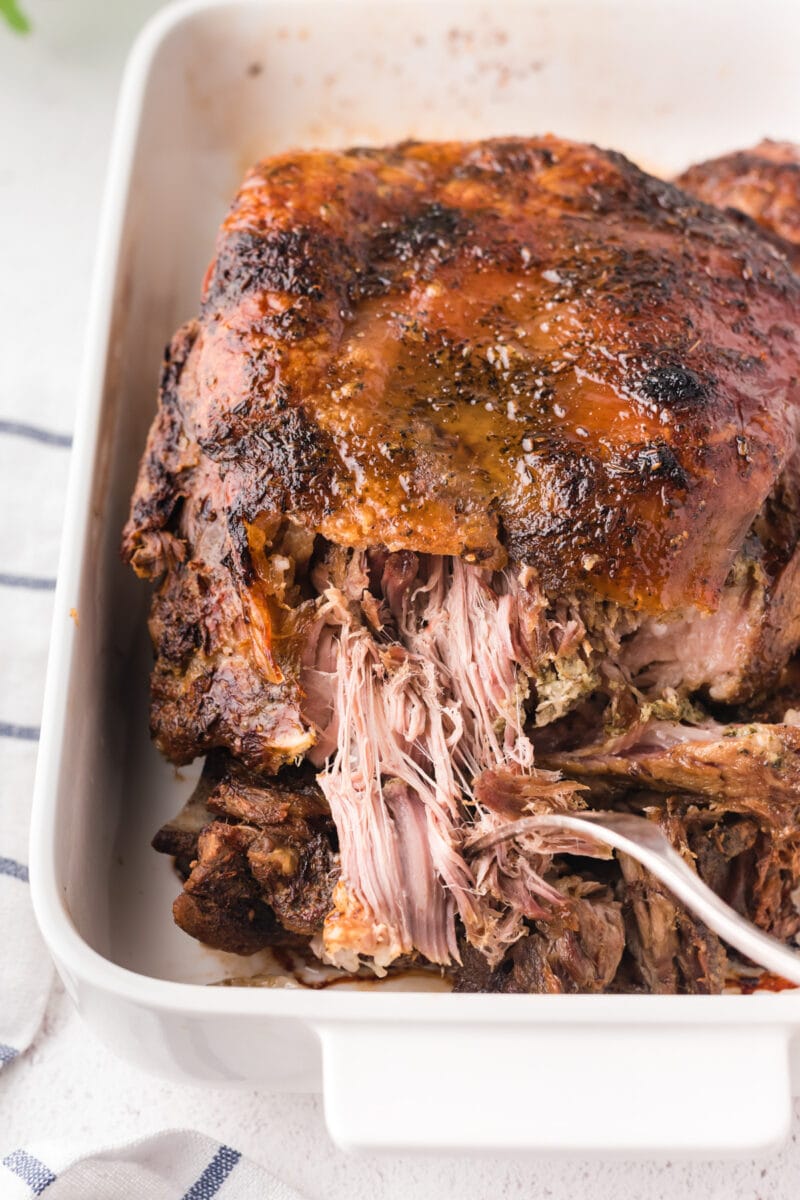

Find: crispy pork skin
<box><xmin>129</xmin><ymin>136</ymin><xmax>800</xmax><ymax>989</ymax></box>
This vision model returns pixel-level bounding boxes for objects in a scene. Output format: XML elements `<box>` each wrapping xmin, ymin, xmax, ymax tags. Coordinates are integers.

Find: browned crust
<box><xmin>126</xmin><ymin>136</ymin><xmax>800</xmax><ymax>614</ymax></box>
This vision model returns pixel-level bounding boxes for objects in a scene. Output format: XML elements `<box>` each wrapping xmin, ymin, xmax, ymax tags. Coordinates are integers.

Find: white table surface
<box><xmin>3</xmin><ymin>2</ymin><xmax>800</xmax><ymax>1195</ymax></box>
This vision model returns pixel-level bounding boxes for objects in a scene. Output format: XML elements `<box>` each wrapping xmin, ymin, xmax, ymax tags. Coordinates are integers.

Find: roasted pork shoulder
<box><xmin>124</xmin><ymin>135</ymin><xmax>800</xmax><ymax>991</ymax></box>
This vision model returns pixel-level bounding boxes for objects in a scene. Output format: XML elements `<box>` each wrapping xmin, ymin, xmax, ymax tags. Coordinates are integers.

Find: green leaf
<box><xmin>0</xmin><ymin>0</ymin><xmax>31</xmax><ymax>34</ymax></box>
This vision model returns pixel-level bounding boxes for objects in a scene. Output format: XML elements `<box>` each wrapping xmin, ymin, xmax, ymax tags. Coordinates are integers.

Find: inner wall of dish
<box><xmin>65</xmin><ymin>0</ymin><xmax>800</xmax><ymax>983</ymax></box>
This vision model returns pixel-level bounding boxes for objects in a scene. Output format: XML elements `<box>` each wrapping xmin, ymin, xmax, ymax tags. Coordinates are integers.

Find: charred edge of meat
<box><xmin>172</xmin><ymin>822</ymin><xmax>301</xmax><ymax>956</ymax></box>
<box><xmin>153</xmin><ymin>752</ymin><xmax>339</xmax><ymax>954</ymax></box>
<box><xmin>202</xmin><ymin>228</ymin><xmax>355</xmax><ymax>312</ymax></box>
<box><xmin>121</xmin><ymin>319</ymin><xmax>200</xmax><ymax>578</ymax></box>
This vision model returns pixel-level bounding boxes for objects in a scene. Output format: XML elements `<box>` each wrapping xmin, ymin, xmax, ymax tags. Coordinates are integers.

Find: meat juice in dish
<box><xmin>123</xmin><ymin>135</ymin><xmax>800</xmax><ymax>993</ymax></box>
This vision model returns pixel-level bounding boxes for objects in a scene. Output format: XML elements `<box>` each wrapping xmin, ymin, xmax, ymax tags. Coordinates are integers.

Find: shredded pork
<box><xmin>303</xmin><ymin>554</ymin><xmax>547</xmax><ymax>970</ymax></box>
<box><xmin>298</xmin><ymin>551</ymin><xmax>626</xmax><ymax>972</ymax></box>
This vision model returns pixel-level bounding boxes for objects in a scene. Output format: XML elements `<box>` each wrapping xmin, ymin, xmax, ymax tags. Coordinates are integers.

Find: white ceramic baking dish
<box><xmin>30</xmin><ymin>0</ymin><xmax>800</xmax><ymax>1156</ymax></box>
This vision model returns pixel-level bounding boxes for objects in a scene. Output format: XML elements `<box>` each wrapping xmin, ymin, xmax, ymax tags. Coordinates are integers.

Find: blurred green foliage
<box><xmin>0</xmin><ymin>0</ymin><xmax>30</xmax><ymax>33</ymax></box>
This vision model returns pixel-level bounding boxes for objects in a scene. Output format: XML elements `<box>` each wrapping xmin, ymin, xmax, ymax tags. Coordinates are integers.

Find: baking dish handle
<box><xmin>316</xmin><ymin>1020</ymin><xmax>792</xmax><ymax>1154</ymax></box>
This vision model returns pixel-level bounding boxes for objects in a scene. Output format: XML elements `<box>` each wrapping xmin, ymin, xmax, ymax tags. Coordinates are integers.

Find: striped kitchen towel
<box><xmin>0</xmin><ymin>419</ymin><xmax>71</xmax><ymax>1070</ymax></box>
<box><xmin>0</xmin><ymin>1130</ymin><xmax>305</xmax><ymax>1199</ymax></box>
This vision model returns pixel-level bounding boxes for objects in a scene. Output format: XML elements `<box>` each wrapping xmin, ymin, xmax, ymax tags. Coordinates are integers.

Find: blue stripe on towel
<box><xmin>0</xmin><ymin>574</ymin><xmax>56</xmax><ymax>591</ymax></box>
<box><xmin>2</xmin><ymin>1150</ymin><xmax>56</xmax><ymax>1195</ymax></box>
<box><xmin>0</xmin><ymin>1043</ymin><xmax>18</xmax><ymax>1065</ymax></box>
<box><xmin>0</xmin><ymin>419</ymin><xmax>72</xmax><ymax>448</ymax></box>
<box><xmin>0</xmin><ymin>857</ymin><xmax>29</xmax><ymax>882</ymax></box>
<box><xmin>181</xmin><ymin>1145</ymin><xmax>241</xmax><ymax>1199</ymax></box>
<box><xmin>0</xmin><ymin>723</ymin><xmax>40</xmax><ymax>742</ymax></box>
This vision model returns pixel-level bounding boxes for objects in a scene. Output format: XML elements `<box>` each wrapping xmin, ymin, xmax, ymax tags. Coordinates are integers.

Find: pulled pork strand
<box><xmin>303</xmin><ymin>552</ymin><xmax>592</xmax><ymax>973</ymax></box>
<box><xmin>315</xmin><ymin>621</ymin><xmax>470</xmax><ymax>970</ymax></box>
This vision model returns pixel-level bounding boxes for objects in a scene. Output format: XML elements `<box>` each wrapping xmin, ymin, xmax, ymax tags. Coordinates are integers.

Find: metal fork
<box><xmin>473</xmin><ymin>809</ymin><xmax>800</xmax><ymax>987</ymax></box>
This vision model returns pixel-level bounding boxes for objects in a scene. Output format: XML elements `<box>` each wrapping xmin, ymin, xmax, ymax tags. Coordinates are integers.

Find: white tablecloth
<box><xmin>3</xmin><ymin>2</ymin><xmax>800</xmax><ymax>1196</ymax></box>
